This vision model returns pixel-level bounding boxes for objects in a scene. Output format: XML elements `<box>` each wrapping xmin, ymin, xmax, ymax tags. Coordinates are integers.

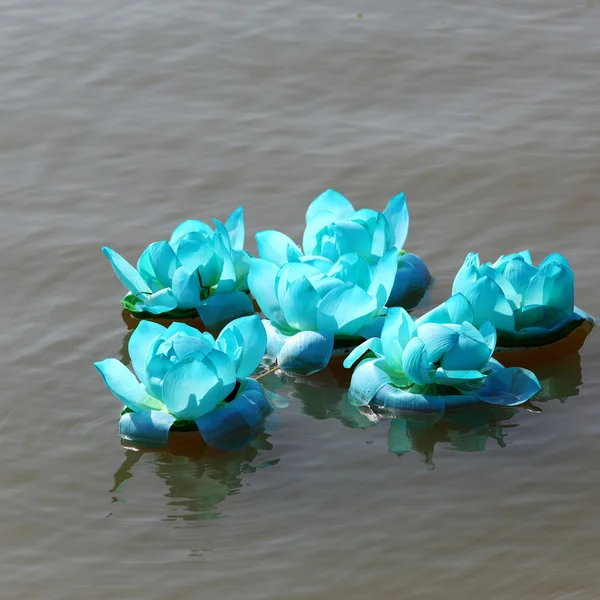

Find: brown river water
<box><xmin>1</xmin><ymin>1</ymin><xmax>599</xmax><ymax>598</ymax></box>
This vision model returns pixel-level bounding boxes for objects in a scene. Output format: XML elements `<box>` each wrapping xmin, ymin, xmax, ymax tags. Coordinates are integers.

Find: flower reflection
<box><xmin>268</xmin><ymin>349</ymin><xmax>585</xmax><ymax>467</ymax></box>
<box><xmin>110</xmin><ymin>433</ymin><xmax>277</xmax><ymax>522</ymax></box>
<box><xmin>378</xmin><ymin>404</ymin><xmax>520</xmax><ymax>465</ymax></box>
<box><xmin>275</xmin><ymin>368</ymin><xmax>378</xmax><ymax>429</ymax></box>
<box><xmin>523</xmin><ymin>351</ymin><xmax>582</xmax><ymax>403</ymax></box>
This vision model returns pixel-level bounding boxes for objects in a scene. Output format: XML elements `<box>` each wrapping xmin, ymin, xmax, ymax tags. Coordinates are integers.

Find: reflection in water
<box><xmin>110</xmin><ymin>434</ymin><xmax>278</xmax><ymax>522</ymax></box>
<box><xmin>118</xmin><ymin>328</ymin><xmax>133</xmax><ymax>366</ymax></box>
<box><xmin>277</xmin><ymin>368</ymin><xmax>378</xmax><ymax>430</ymax></box>
<box><xmin>527</xmin><ymin>351</ymin><xmax>583</xmax><ymax>403</ymax></box>
<box><xmin>271</xmin><ymin>350</ymin><xmax>586</xmax><ymax>466</ymax></box>
<box><xmin>380</xmin><ymin>405</ymin><xmax>519</xmax><ymax>466</ymax></box>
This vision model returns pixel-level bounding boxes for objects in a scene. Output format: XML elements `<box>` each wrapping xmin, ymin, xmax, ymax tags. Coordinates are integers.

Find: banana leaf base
<box><xmin>494</xmin><ymin>313</ymin><xmax>595</xmax><ymax>368</ymax></box>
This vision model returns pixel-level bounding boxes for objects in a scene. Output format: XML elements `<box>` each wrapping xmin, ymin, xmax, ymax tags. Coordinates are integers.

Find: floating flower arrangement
<box><xmin>95</xmin><ymin>192</ymin><xmax>596</xmax><ymax>450</ymax></box>
<box><xmin>452</xmin><ymin>251</ymin><xmax>595</xmax><ymax>363</ymax></box>
<box><xmin>343</xmin><ymin>294</ymin><xmax>542</xmax><ymax>413</ymax></box>
<box><xmin>103</xmin><ymin>207</ymin><xmax>255</xmax><ymax>329</ymax></box>
<box><xmin>255</xmin><ymin>189</ymin><xmax>431</xmax><ymax>308</ymax></box>
<box><xmin>95</xmin><ymin>315</ymin><xmax>272</xmax><ymax>448</ymax></box>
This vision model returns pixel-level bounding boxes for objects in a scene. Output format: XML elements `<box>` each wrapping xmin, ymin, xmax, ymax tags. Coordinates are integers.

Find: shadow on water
<box><xmin>268</xmin><ymin>350</ymin><xmax>584</xmax><ymax>466</ymax></box>
<box><xmin>110</xmin><ymin>433</ymin><xmax>278</xmax><ymax>522</ymax></box>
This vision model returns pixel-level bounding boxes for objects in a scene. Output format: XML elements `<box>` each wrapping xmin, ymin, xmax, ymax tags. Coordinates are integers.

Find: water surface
<box><xmin>1</xmin><ymin>1</ymin><xmax>599</xmax><ymax>598</ymax></box>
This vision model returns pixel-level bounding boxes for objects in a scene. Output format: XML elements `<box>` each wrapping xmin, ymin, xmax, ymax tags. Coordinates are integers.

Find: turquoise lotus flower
<box><xmin>248</xmin><ymin>248</ymin><xmax>399</xmax><ymax>376</ymax></box>
<box><xmin>102</xmin><ymin>207</ymin><xmax>255</xmax><ymax>328</ymax></box>
<box><xmin>343</xmin><ymin>293</ymin><xmax>541</xmax><ymax>412</ymax></box>
<box><xmin>452</xmin><ymin>250</ymin><xmax>593</xmax><ymax>346</ymax></box>
<box><xmin>94</xmin><ymin>315</ymin><xmax>272</xmax><ymax>447</ymax></box>
<box><xmin>255</xmin><ymin>189</ymin><xmax>430</xmax><ymax>307</ymax></box>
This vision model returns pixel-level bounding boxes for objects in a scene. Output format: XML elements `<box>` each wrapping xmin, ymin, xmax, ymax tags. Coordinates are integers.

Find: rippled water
<box><xmin>1</xmin><ymin>1</ymin><xmax>599</xmax><ymax>598</ymax></box>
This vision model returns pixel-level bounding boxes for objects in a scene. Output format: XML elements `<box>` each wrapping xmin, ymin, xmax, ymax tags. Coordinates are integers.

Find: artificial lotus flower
<box><xmin>248</xmin><ymin>248</ymin><xmax>399</xmax><ymax>376</ymax></box>
<box><xmin>452</xmin><ymin>251</ymin><xmax>594</xmax><ymax>346</ymax></box>
<box><xmin>343</xmin><ymin>293</ymin><xmax>541</xmax><ymax>413</ymax></box>
<box><xmin>94</xmin><ymin>315</ymin><xmax>272</xmax><ymax>447</ymax></box>
<box><xmin>102</xmin><ymin>207</ymin><xmax>255</xmax><ymax>328</ymax></box>
<box><xmin>255</xmin><ymin>189</ymin><xmax>430</xmax><ymax>308</ymax></box>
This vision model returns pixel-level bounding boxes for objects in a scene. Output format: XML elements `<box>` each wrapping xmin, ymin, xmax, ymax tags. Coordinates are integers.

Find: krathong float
<box><xmin>452</xmin><ymin>251</ymin><xmax>595</xmax><ymax>363</ymax></box>
<box><xmin>248</xmin><ymin>248</ymin><xmax>398</xmax><ymax>376</ymax></box>
<box><xmin>343</xmin><ymin>294</ymin><xmax>542</xmax><ymax>412</ymax></box>
<box><xmin>95</xmin><ymin>315</ymin><xmax>273</xmax><ymax>448</ymax></box>
<box><xmin>255</xmin><ymin>189</ymin><xmax>430</xmax><ymax>309</ymax></box>
<box><xmin>103</xmin><ymin>207</ymin><xmax>255</xmax><ymax>329</ymax></box>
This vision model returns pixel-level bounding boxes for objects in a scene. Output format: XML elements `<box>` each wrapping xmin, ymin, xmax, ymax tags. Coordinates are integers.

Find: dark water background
<box><xmin>1</xmin><ymin>1</ymin><xmax>599</xmax><ymax>598</ymax></box>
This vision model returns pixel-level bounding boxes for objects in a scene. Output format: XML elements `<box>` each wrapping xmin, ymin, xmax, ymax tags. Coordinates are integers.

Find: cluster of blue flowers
<box><xmin>96</xmin><ymin>189</ymin><xmax>594</xmax><ymax>448</ymax></box>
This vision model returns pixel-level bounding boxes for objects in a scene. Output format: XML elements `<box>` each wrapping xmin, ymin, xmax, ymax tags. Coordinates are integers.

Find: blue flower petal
<box><xmin>212</xmin><ymin>236</ymin><xmax>238</xmax><ymax>294</ymax></box>
<box><xmin>497</xmin><ymin>256</ymin><xmax>538</xmax><ymax>300</ymax></box>
<box><xmin>165</xmin><ymin>322</ymin><xmax>207</xmax><ymax>340</ymax></box>
<box><xmin>197</xmin><ymin>291</ymin><xmax>255</xmax><ymax>329</ymax></box>
<box><xmin>343</xmin><ymin>338</ymin><xmax>384</xmax><ymax>369</ymax></box>
<box><xmin>388</xmin><ymin>252</ymin><xmax>431</xmax><ymax>307</ymax></box>
<box><xmin>452</xmin><ymin>252</ymin><xmax>480</xmax><ymax>295</ymax></box>
<box><xmin>263</xmin><ymin>319</ymin><xmax>290</xmax><ymax>359</ymax></box>
<box><xmin>368</xmin><ymin>248</ymin><xmax>403</xmax><ymax>309</ymax></box>
<box><xmin>128</xmin><ymin>321</ymin><xmax>166</xmax><ymax>387</ymax></box>
<box><xmin>459</xmin><ymin>276</ymin><xmax>516</xmax><ymax>333</ymax></box>
<box><xmin>202</xmin><ymin>349</ymin><xmax>237</xmax><ymax>400</ymax></box>
<box><xmin>248</xmin><ymin>258</ymin><xmax>288</xmax><ymax>328</ymax></box>
<box><xmin>298</xmin><ymin>255</ymin><xmax>334</xmax><ymax>273</ymax></box>
<box><xmin>349</xmin><ymin>358</ymin><xmax>439</xmax><ymax>413</ymax></box>
<box><xmin>540</xmin><ymin>252</ymin><xmax>571</xmax><ymax>270</ymax></box>
<box><xmin>439</xmin><ymin>322</ymin><xmax>490</xmax><ymax>371</ymax></box>
<box><xmin>277</xmin><ymin>330</ymin><xmax>334</xmax><ymax>376</ymax></box>
<box><xmin>432</xmin><ymin>368</ymin><xmax>486</xmax><ymax>386</ymax></box>
<box><xmin>95</xmin><ymin>358</ymin><xmax>164</xmax><ymax>411</ymax></box>
<box><xmin>416</xmin><ymin>323</ymin><xmax>458</xmax><ymax>363</ymax></box>
<box><xmin>216</xmin><ymin>314</ymin><xmax>267</xmax><ymax>378</ymax></box>
<box><xmin>275</xmin><ymin>262</ymin><xmax>323</xmax><ymax>303</ymax></box>
<box><xmin>383</xmin><ymin>192</ymin><xmax>410</xmax><ymax>249</ymax></box>
<box><xmin>316</xmin><ymin>282</ymin><xmax>377</xmax><ymax>335</ymax></box>
<box><xmin>231</xmin><ymin>249</ymin><xmax>251</xmax><ymax>291</ymax></box>
<box><xmin>176</xmin><ymin>232</ymin><xmax>224</xmax><ymax>288</ymax></box>
<box><xmin>416</xmin><ymin>293</ymin><xmax>474</xmax><ymax>327</ymax></box>
<box><xmin>302</xmin><ymin>209</ymin><xmax>338</xmax><ymax>255</ymax></box>
<box><xmin>170</xmin><ymin>220</ymin><xmax>214</xmax><ymax>247</ymax></box>
<box><xmin>347</xmin><ymin>357</ymin><xmax>393</xmax><ymax>405</ymax></box>
<box><xmin>280</xmin><ymin>276</ymin><xmax>320</xmax><ymax>331</ymax></box>
<box><xmin>328</xmin><ymin>253</ymin><xmax>372</xmax><ymax>290</ymax></box>
<box><xmin>136</xmin><ymin>241</ymin><xmax>178</xmax><ymax>289</ymax></box>
<box><xmin>171</xmin><ymin>267</ymin><xmax>201</xmax><ymax>309</ymax></box>
<box><xmin>492</xmin><ymin>250</ymin><xmax>532</xmax><ymax>268</ymax></box>
<box><xmin>374</xmin><ymin>386</ymin><xmax>446</xmax><ymax>413</ymax></box>
<box><xmin>138</xmin><ymin>289</ymin><xmax>179</xmax><ymax>315</ymax></box>
<box><xmin>102</xmin><ymin>246</ymin><xmax>151</xmax><ymax>295</ymax></box>
<box><xmin>479</xmin><ymin>264</ymin><xmax>520</xmax><ymax>310</ymax></box>
<box><xmin>212</xmin><ymin>218</ymin><xmax>232</xmax><ymax>253</ymax></box>
<box><xmin>354</xmin><ymin>314</ymin><xmax>386</xmax><ymax>340</ymax></box>
<box><xmin>225</xmin><ymin>206</ymin><xmax>245</xmax><ymax>250</ymax></box>
<box><xmin>316</xmin><ymin>221</ymin><xmax>372</xmax><ymax>262</ymax></box>
<box><xmin>161</xmin><ymin>356</ymin><xmax>226</xmax><ymax>419</ymax></box>
<box><xmin>119</xmin><ymin>410</ymin><xmax>177</xmax><ymax>446</ymax></box>
<box><xmin>479</xmin><ymin>320</ymin><xmax>497</xmax><ymax>354</ymax></box>
<box><xmin>256</xmin><ymin>230</ymin><xmax>303</xmax><ymax>267</ymax></box>
<box><xmin>381</xmin><ymin>307</ymin><xmax>416</xmax><ymax>370</ymax></box>
<box><xmin>307</xmin><ymin>274</ymin><xmax>346</xmax><ymax>299</ymax></box>
<box><xmin>401</xmin><ymin>337</ymin><xmax>433</xmax><ymax>385</ymax></box>
<box><xmin>305</xmin><ymin>189</ymin><xmax>355</xmax><ymax>224</ymax></box>
<box><xmin>524</xmin><ymin>262</ymin><xmax>574</xmax><ymax>316</ymax></box>
<box><xmin>350</xmin><ymin>209</ymin><xmax>393</xmax><ymax>260</ymax></box>
<box><xmin>471</xmin><ymin>367</ymin><xmax>541</xmax><ymax>406</ymax></box>
<box><xmin>195</xmin><ymin>382</ymin><xmax>272</xmax><ymax>447</ymax></box>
